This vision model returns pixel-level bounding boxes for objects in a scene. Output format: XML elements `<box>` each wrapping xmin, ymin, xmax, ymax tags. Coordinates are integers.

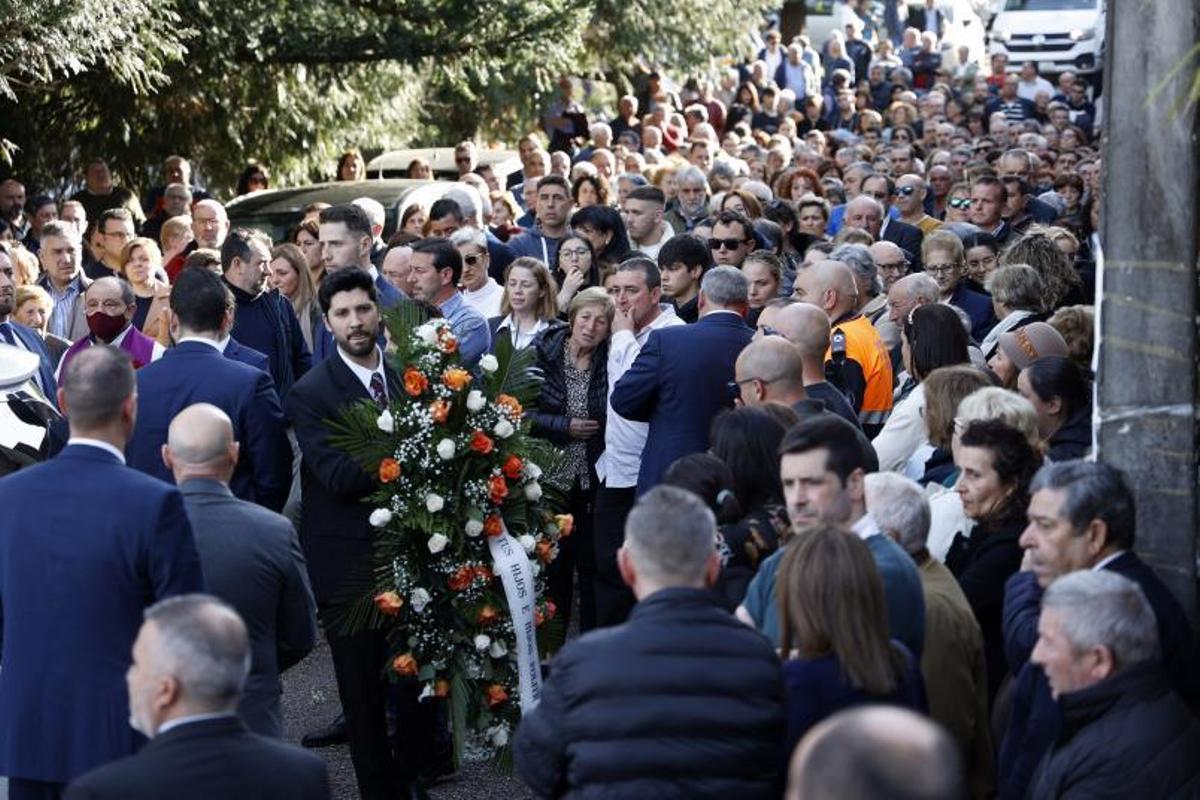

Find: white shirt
<box><xmin>177</xmin><ymin>336</ymin><xmax>222</xmax><ymax>351</ymax></box>
<box><xmin>495</xmin><ymin>315</ymin><xmax>551</xmax><ymax>351</ymax></box>
<box><xmin>595</xmin><ymin>304</ymin><xmax>685</xmax><ymax>488</ymax></box>
<box><xmin>927</xmin><ymin>487</ymin><xmax>973</xmax><ymax>562</ymax></box>
<box><xmin>337</xmin><ymin>345</ymin><xmax>387</xmax><ymax>399</ymax></box>
<box><xmin>1092</xmin><ymin>551</ymin><xmax>1128</xmax><ymax>571</ymax></box>
<box><xmin>873</xmin><ymin>382</ymin><xmax>926</xmax><ymax>473</ymax></box>
<box><xmin>1017</xmin><ymin>76</ymin><xmax>1055</xmax><ymax>103</ymax></box>
<box><xmin>54</xmin><ymin>325</ymin><xmax>165</xmax><ymax>383</ymax></box>
<box><xmin>631</xmin><ymin>221</ymin><xmax>675</xmax><ymax>262</ymax></box>
<box><xmin>67</xmin><ymin>437</ymin><xmax>126</xmax><ymax>464</ymax></box>
<box><xmin>463</xmin><ymin>279</ymin><xmax>504</xmax><ymax>320</ymax></box>
<box><xmin>156</xmin><ymin>711</ymin><xmax>238</xmax><ymax>737</ymax></box>
<box><xmin>851</xmin><ymin>512</ymin><xmax>882</xmax><ymax>541</ymax></box>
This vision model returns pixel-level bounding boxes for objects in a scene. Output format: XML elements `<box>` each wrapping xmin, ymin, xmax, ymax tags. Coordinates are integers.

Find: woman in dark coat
<box><xmin>531</xmin><ymin>287</ymin><xmax>614</xmax><ymax>632</ymax></box>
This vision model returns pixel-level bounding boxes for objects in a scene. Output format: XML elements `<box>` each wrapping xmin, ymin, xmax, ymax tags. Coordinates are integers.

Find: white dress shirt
<box><xmin>337</xmin><ymin>345</ymin><xmax>387</xmax><ymax>399</ymax></box>
<box><xmin>67</xmin><ymin>437</ymin><xmax>126</xmax><ymax>464</ymax></box>
<box><xmin>463</xmin><ymin>279</ymin><xmax>504</xmax><ymax>320</ymax></box>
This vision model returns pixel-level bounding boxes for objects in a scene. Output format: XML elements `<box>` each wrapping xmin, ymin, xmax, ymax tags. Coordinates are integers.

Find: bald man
<box><xmin>733</xmin><ymin>337</ymin><xmax>815</xmax><ymax>412</ymax></box>
<box><xmin>771</xmin><ymin>302</ymin><xmax>862</xmax><ymax>429</ymax></box>
<box><xmin>163</xmin><ymin>403</ymin><xmax>316</xmax><ymax>738</ymax></box>
<box><xmin>869</xmin><ymin>241</ymin><xmax>910</xmax><ymax>293</ymax></box>
<box><xmin>793</xmin><ymin>261</ymin><xmax>894</xmax><ymax>435</ymax></box>
<box><xmin>787</xmin><ymin>707</ymin><xmax>963</xmax><ymax>800</ymax></box>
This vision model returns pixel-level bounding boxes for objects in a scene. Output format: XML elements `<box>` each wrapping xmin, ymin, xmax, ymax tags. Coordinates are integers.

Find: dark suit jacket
<box><xmin>881</xmin><ymin>217</ymin><xmax>925</xmax><ymax>270</ymax></box>
<box><xmin>179</xmin><ymin>479</ymin><xmax>317</xmax><ymax>738</ymax></box>
<box><xmin>224</xmin><ymin>336</ymin><xmax>270</xmax><ymax>374</ymax></box>
<box><xmin>610</xmin><ymin>311</ymin><xmax>754</xmax><ymax>495</ymax></box>
<box><xmin>949</xmin><ymin>282</ymin><xmax>999</xmax><ymax>342</ymax></box>
<box><xmin>311</xmin><ymin>272</ymin><xmax>405</xmax><ymax>362</ymax></box>
<box><xmin>0</xmin><ymin>444</ymin><xmax>204</xmax><ymax>782</ymax></box>
<box><xmin>287</xmin><ymin>352</ymin><xmax>400</xmax><ymax>606</ymax></box>
<box><xmin>127</xmin><ymin>341</ymin><xmax>293</xmax><ymax>511</ymax></box>
<box><xmin>64</xmin><ymin>716</ymin><xmax>330</xmax><ymax>800</ymax></box>
<box><xmin>9</xmin><ymin>319</ymin><xmax>58</xmax><ymax>397</ymax></box>
<box><xmin>906</xmin><ymin>6</ymin><xmax>945</xmax><ymax>37</ymax></box>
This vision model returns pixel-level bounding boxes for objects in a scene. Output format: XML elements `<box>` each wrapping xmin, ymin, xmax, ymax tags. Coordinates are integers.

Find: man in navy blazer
<box><xmin>127</xmin><ymin>268</ymin><xmax>292</xmax><ymax>511</ymax></box>
<box><xmin>0</xmin><ymin>346</ymin><xmax>205</xmax><ymax>799</ymax></box>
<box><xmin>611</xmin><ymin>266</ymin><xmax>754</xmax><ymax>495</ymax></box>
<box><xmin>0</xmin><ymin>243</ymin><xmax>57</xmax><ymax>396</ymax></box>
<box><xmin>223</xmin><ymin>336</ymin><xmax>270</xmax><ymax>373</ymax></box>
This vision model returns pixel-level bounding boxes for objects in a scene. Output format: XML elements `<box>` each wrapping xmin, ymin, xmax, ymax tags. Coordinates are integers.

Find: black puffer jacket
<box><xmin>1028</xmin><ymin>662</ymin><xmax>1200</xmax><ymax>799</ymax></box>
<box><xmin>531</xmin><ymin>324</ymin><xmax>608</xmax><ymax>478</ymax></box>
<box><xmin>513</xmin><ymin>588</ymin><xmax>786</xmax><ymax>799</ymax></box>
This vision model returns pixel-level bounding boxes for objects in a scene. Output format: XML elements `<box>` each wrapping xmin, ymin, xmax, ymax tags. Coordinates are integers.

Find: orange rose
<box><xmin>488</xmin><ymin>474</ymin><xmax>509</xmax><ymax>505</ymax></box>
<box><xmin>473</xmin><ymin>565</ymin><xmax>494</xmax><ymax>581</ymax></box>
<box><xmin>485</xmin><ymin>684</ymin><xmax>509</xmax><ymax>708</ymax></box>
<box><xmin>448</xmin><ymin>567</ymin><xmax>474</xmax><ymax>591</ymax></box>
<box><xmin>403</xmin><ymin>367</ymin><xmax>428</xmax><ymax>397</ymax></box>
<box><xmin>429</xmin><ymin>399</ymin><xmax>451</xmax><ymax>424</ymax></box>
<box><xmin>442</xmin><ymin>367</ymin><xmax>472</xmax><ymax>391</ymax></box>
<box><xmin>374</xmin><ymin>591</ymin><xmax>404</xmax><ymax>616</ymax></box>
<box><xmin>391</xmin><ymin>653</ymin><xmax>419</xmax><ymax>676</ymax></box>
<box><xmin>470</xmin><ymin>430</ymin><xmax>494</xmax><ymax>455</ymax></box>
<box><xmin>378</xmin><ymin>458</ymin><xmax>402</xmax><ymax>483</ymax></box>
<box><xmin>536</xmin><ymin>540</ymin><xmax>556</xmax><ymax>564</ymax></box>
<box><xmin>502</xmin><ymin>455</ymin><xmax>524</xmax><ymax>479</ymax></box>
<box><xmin>437</xmin><ymin>331</ymin><xmax>459</xmax><ymax>354</ymax></box>
<box><xmin>554</xmin><ymin>513</ymin><xmax>574</xmax><ymax>538</ymax></box>
<box><xmin>496</xmin><ymin>394</ymin><xmax>523</xmax><ymax>417</ymax></box>
<box><xmin>476</xmin><ymin>604</ymin><xmax>501</xmax><ymax>626</ymax></box>
<box><xmin>483</xmin><ymin>514</ymin><xmax>504</xmax><ymax>538</ymax></box>
<box><xmin>434</xmin><ymin>679</ymin><xmax>450</xmax><ymax>697</ymax></box>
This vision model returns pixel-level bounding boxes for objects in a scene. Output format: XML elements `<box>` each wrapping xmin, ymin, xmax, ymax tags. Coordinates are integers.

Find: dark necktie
<box><xmin>370</xmin><ymin>372</ymin><xmax>388</xmax><ymax>409</ymax></box>
<box><xmin>0</xmin><ymin>322</ymin><xmax>16</xmax><ymax>346</ymax></box>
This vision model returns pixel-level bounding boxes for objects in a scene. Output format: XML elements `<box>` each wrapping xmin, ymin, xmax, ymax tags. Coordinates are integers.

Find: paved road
<box><xmin>281</xmin><ymin>636</ymin><xmax>536</xmax><ymax>800</ymax></box>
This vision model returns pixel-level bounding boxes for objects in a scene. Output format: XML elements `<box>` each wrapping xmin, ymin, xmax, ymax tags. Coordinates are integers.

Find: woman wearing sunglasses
<box><xmin>944</xmin><ymin>182</ymin><xmax>973</xmax><ymax>224</ymax></box>
<box><xmin>452</xmin><ymin>228</ymin><xmax>503</xmax><ymax>319</ymax></box>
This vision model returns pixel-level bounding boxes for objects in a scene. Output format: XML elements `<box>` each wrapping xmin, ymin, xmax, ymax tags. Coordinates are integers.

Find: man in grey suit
<box><xmin>162</xmin><ymin>402</ymin><xmax>318</xmax><ymax>737</ymax></box>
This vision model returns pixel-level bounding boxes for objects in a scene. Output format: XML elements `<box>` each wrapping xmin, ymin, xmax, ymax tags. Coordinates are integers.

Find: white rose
<box><xmin>490</xmin><ymin>725</ymin><xmax>509</xmax><ymax>747</ymax></box>
<box><xmin>518</xmin><ymin>534</ymin><xmax>536</xmax><ymax>554</ymax></box>
<box><xmin>410</xmin><ymin>588</ymin><xmax>431</xmax><ymax>613</ymax></box>
<box><xmin>426</xmin><ymin>493</ymin><xmax>445</xmax><ymax>513</ymax></box>
<box><xmin>418</xmin><ymin>683</ymin><xmax>434</xmax><ymax>701</ymax></box>
<box><xmin>524</xmin><ymin>481</ymin><xmax>542</xmax><ymax>501</ymax></box>
<box><xmin>493</xmin><ymin>418</ymin><xmax>515</xmax><ymax>439</ymax></box>
<box><xmin>524</xmin><ymin>461</ymin><xmax>543</xmax><ymax>480</ymax></box>
<box><xmin>474</xmin><ymin>634</ymin><xmax>491</xmax><ymax>652</ymax></box>
<box><xmin>375</xmin><ymin>409</ymin><xmax>395</xmax><ymax>433</ymax></box>
<box><xmin>466</xmin><ymin>390</ymin><xmax>486</xmax><ymax>412</ymax></box>
<box><xmin>489</xmin><ymin>639</ymin><xmax>508</xmax><ymax>659</ymax></box>
<box><xmin>465</xmin><ymin>518</ymin><xmax>484</xmax><ymax>537</ymax></box>
<box><xmin>436</xmin><ymin>438</ymin><xmax>456</xmax><ymax>460</ymax></box>
<box><xmin>531</xmin><ymin>562</ymin><xmax>541</xmax><ymax>577</ymax></box>
<box><xmin>416</xmin><ymin>324</ymin><xmax>437</xmax><ymax>345</ymax></box>
<box><xmin>426</xmin><ymin>533</ymin><xmax>449</xmax><ymax>554</ymax></box>
<box><xmin>368</xmin><ymin>508</ymin><xmax>393</xmax><ymax>528</ymax></box>
<box><xmin>479</xmin><ymin>354</ymin><xmax>499</xmax><ymax>373</ymax></box>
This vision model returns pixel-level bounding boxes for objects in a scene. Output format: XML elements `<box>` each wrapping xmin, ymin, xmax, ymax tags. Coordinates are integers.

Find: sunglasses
<box><xmin>709</xmin><ymin>238</ymin><xmax>747</xmax><ymax>251</ymax></box>
<box><xmin>895</xmin><ymin>186</ymin><xmax>917</xmax><ymax>196</ymax></box>
<box><xmin>463</xmin><ymin>254</ymin><xmax>484</xmax><ymax>266</ymax></box>
<box><xmin>948</xmin><ymin>198</ymin><xmax>972</xmax><ymax>209</ymax></box>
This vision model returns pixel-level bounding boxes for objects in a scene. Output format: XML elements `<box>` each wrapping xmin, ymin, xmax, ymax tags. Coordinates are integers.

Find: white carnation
<box><xmin>368</xmin><ymin>508</ymin><xmax>393</xmax><ymax>528</ymax></box>
<box><xmin>479</xmin><ymin>354</ymin><xmax>499</xmax><ymax>373</ymax></box>
<box><xmin>416</xmin><ymin>324</ymin><xmax>437</xmax><ymax>345</ymax></box>
<box><xmin>524</xmin><ymin>481</ymin><xmax>542</xmax><ymax>501</ymax></box>
<box><xmin>474</xmin><ymin>634</ymin><xmax>491</xmax><ymax>652</ymax></box>
<box><xmin>489</xmin><ymin>725</ymin><xmax>509</xmax><ymax>747</ymax></box>
<box><xmin>524</xmin><ymin>461</ymin><xmax>543</xmax><ymax>480</ymax></box>
<box><xmin>436</xmin><ymin>438</ymin><xmax>456</xmax><ymax>460</ymax></box>
<box><xmin>425</xmin><ymin>493</ymin><xmax>445</xmax><ymax>513</ymax></box>
<box><xmin>410</xmin><ymin>588</ymin><xmax>432</xmax><ymax>613</ymax></box>
<box><xmin>418</xmin><ymin>683</ymin><xmax>434</xmax><ymax>701</ymax></box>
<box><xmin>466</xmin><ymin>389</ymin><xmax>486</xmax><ymax>412</ymax></box>
<box><xmin>493</xmin><ymin>418</ymin><xmax>515</xmax><ymax>439</ymax></box>
<box><xmin>518</xmin><ymin>534</ymin><xmax>536</xmax><ymax>554</ymax></box>
<box><xmin>465</xmin><ymin>518</ymin><xmax>484</xmax><ymax>537</ymax></box>
<box><xmin>531</xmin><ymin>562</ymin><xmax>542</xmax><ymax>577</ymax></box>
<box><xmin>375</xmin><ymin>409</ymin><xmax>395</xmax><ymax>433</ymax></box>
<box><xmin>426</xmin><ymin>533</ymin><xmax>449</xmax><ymax>554</ymax></box>
<box><xmin>489</xmin><ymin>639</ymin><xmax>508</xmax><ymax>659</ymax></box>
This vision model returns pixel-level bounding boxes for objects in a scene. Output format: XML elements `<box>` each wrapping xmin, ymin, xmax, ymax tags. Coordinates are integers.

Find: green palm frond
<box><xmin>325</xmin><ymin>400</ymin><xmax>395</xmax><ymax>470</ymax></box>
<box><xmin>487</xmin><ymin>335</ymin><xmax>544</xmax><ymax>407</ymax></box>
<box><xmin>381</xmin><ymin>299</ymin><xmax>433</xmax><ymax>363</ymax></box>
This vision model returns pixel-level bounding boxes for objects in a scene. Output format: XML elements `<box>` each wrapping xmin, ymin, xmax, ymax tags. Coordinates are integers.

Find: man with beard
<box><xmin>287</xmin><ymin>268</ymin><xmax>438</xmax><ymax>799</ymax></box>
<box><xmin>0</xmin><ymin>179</ymin><xmax>29</xmax><ymax>240</ymax></box>
<box><xmin>664</xmin><ymin>166</ymin><xmax>710</xmax><ymax>235</ymax></box>
<box><xmin>57</xmin><ymin>276</ymin><xmax>165</xmax><ymax>379</ymax></box>
<box><xmin>0</xmin><ymin>242</ymin><xmax>57</xmax><ymax>394</ymax></box>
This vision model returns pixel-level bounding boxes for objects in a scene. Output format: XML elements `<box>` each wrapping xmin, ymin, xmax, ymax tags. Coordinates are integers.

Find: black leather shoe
<box><xmin>300</xmin><ymin>712</ymin><xmax>347</xmax><ymax>748</ymax></box>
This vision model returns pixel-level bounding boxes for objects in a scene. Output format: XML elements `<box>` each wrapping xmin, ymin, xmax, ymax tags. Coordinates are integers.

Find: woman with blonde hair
<box><xmin>119</xmin><ymin>237</ymin><xmax>171</xmax><ymax>343</ymax></box>
<box><xmin>489</xmin><ymin>257</ymin><xmax>561</xmax><ymax>351</ymax></box>
<box><xmin>269</xmin><ymin>243</ymin><xmax>321</xmax><ymax>352</ymax></box>
<box><xmin>13</xmin><ymin>284</ymin><xmax>70</xmax><ymax>364</ymax></box>
<box><xmin>159</xmin><ymin>216</ymin><xmax>193</xmax><ymax>266</ymax></box>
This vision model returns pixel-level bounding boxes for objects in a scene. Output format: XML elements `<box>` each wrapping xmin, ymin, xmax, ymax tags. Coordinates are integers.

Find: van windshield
<box><xmin>1004</xmin><ymin>0</ymin><xmax>1096</xmax><ymax>9</ymax></box>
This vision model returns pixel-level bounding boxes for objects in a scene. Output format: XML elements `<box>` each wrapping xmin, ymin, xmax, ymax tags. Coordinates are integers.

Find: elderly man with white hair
<box><xmin>866</xmin><ymin>473</ymin><xmax>993</xmax><ymax>798</ymax></box>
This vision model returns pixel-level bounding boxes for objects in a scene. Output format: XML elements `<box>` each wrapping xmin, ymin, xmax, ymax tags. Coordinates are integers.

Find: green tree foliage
<box><xmin>2</xmin><ymin>0</ymin><xmax>773</xmax><ymax>198</ymax></box>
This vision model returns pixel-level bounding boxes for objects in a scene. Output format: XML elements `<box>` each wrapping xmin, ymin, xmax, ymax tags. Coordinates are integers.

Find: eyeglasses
<box><xmin>560</xmin><ymin>248</ymin><xmax>590</xmax><ymax>259</ymax></box>
<box><xmin>948</xmin><ymin>198</ymin><xmax>971</xmax><ymax>209</ymax></box>
<box><xmin>895</xmin><ymin>186</ymin><xmax>917</xmax><ymax>196</ymax></box>
<box><xmin>876</xmin><ymin>261</ymin><xmax>907</xmax><ymax>273</ymax></box>
<box><xmin>726</xmin><ymin>376</ymin><xmax>774</xmax><ymax>402</ymax></box>
<box><xmin>102</xmin><ymin>229</ymin><xmax>132</xmax><ymax>239</ymax></box>
<box><xmin>709</xmin><ymin>238</ymin><xmax>746</xmax><ymax>251</ymax></box>
<box><xmin>757</xmin><ymin>324</ymin><xmax>782</xmax><ymax>337</ymax></box>
<box><xmin>463</xmin><ymin>254</ymin><xmax>485</xmax><ymax>266</ymax></box>
<box><xmin>926</xmin><ymin>263</ymin><xmax>959</xmax><ymax>275</ymax></box>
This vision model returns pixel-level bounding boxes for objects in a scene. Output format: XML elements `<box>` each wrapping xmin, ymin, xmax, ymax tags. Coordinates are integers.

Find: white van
<box><xmin>988</xmin><ymin>0</ymin><xmax>1105</xmax><ymax>76</ymax></box>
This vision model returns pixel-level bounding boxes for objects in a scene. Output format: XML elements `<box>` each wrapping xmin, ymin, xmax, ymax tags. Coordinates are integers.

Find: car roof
<box><xmin>366</xmin><ymin>147</ymin><xmax>523</xmax><ymax>180</ymax></box>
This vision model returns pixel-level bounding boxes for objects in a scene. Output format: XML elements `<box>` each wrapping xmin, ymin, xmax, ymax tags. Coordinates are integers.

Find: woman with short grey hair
<box><xmin>980</xmin><ymin>263</ymin><xmax>1047</xmax><ymax>360</ymax></box>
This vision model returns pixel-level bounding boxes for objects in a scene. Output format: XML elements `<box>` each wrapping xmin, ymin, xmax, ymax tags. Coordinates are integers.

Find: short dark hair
<box><xmin>959</xmin><ymin>419</ymin><xmax>1041</xmax><ymax>523</ymax></box>
<box><xmin>657</xmin><ymin>234</ymin><xmax>710</xmax><ymax>273</ymax></box>
<box><xmin>170</xmin><ymin>267</ymin><xmax>229</xmax><ymax>333</ymax></box>
<box><xmin>972</xmin><ymin>174</ymin><xmax>1009</xmax><ymax>202</ymax></box>
<box><xmin>710</xmin><ymin>406</ymin><xmax>788</xmax><ymax>509</ymax></box>
<box><xmin>318</xmin><ymin>204</ymin><xmax>373</xmax><ymax>240</ymax></box>
<box><xmin>537</xmin><ymin>175</ymin><xmax>570</xmax><ymax>195</ymax></box>
<box><xmin>317</xmin><ymin>265</ymin><xmax>378</xmax><ymax>315</ymax></box>
<box><xmin>626</xmin><ymin>185</ymin><xmax>665</xmax><ymax>206</ymax></box>
<box><xmin>29</xmin><ymin>194</ymin><xmax>55</xmax><ymax>213</ymax></box>
<box><xmin>959</xmin><ymin>230</ymin><xmax>999</xmax><ymax>255</ymax></box>
<box><xmin>779</xmin><ymin>415</ymin><xmax>873</xmax><ymax>485</ymax></box>
<box><xmin>428</xmin><ymin>198</ymin><xmax>465</xmax><ymax>223</ymax></box>
<box><xmin>98</xmin><ymin>208</ymin><xmax>133</xmax><ymax>231</ymax></box>
<box><xmin>662</xmin><ymin>453</ymin><xmax>743</xmax><ymax>525</ymax></box>
<box><xmin>711</xmin><ymin>209</ymin><xmax>754</xmax><ymax>242</ymax></box>
<box><xmin>903</xmin><ymin>303</ymin><xmax>970</xmax><ymax>380</ymax></box>
<box><xmin>1023</xmin><ymin>355</ymin><xmax>1089</xmax><ymax>420</ymax></box>
<box><xmin>411</xmin><ymin>237</ymin><xmax>463</xmax><ymax>284</ymax></box>
<box><xmin>220</xmin><ymin>228</ymin><xmax>268</xmax><ymax>271</ymax></box>
<box><xmin>614</xmin><ymin>255</ymin><xmax>660</xmax><ymax>290</ymax></box>
<box><xmin>61</xmin><ymin>345</ymin><xmax>135</xmax><ymax>429</ymax></box>
<box><xmin>1030</xmin><ymin>461</ymin><xmax>1136</xmax><ymax>550</ymax></box>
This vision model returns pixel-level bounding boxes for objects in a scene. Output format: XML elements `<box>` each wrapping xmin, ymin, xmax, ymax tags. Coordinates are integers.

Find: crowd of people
<box><xmin>0</xmin><ymin>5</ymin><xmax>1193</xmax><ymax>800</ymax></box>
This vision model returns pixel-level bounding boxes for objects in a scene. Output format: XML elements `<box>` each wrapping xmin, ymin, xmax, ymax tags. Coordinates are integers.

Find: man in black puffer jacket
<box><xmin>514</xmin><ymin>485</ymin><xmax>785</xmax><ymax>799</ymax></box>
<box><xmin>1027</xmin><ymin>570</ymin><xmax>1200</xmax><ymax>799</ymax></box>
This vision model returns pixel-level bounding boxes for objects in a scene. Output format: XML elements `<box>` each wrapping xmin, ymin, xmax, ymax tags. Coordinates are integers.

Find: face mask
<box><xmin>87</xmin><ymin>311</ymin><xmax>128</xmax><ymax>343</ymax></box>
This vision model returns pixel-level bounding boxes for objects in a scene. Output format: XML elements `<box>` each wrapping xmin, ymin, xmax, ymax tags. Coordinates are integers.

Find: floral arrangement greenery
<box><xmin>329</xmin><ymin>302</ymin><xmax>568</xmax><ymax>765</ymax></box>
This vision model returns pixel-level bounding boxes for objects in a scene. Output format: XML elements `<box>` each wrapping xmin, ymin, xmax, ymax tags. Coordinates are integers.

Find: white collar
<box><xmin>67</xmin><ymin>437</ymin><xmax>126</xmax><ymax>464</ymax></box>
<box><xmin>851</xmin><ymin>512</ymin><xmax>881</xmax><ymax>541</ymax></box>
<box><xmin>155</xmin><ymin>711</ymin><xmax>238</xmax><ymax>737</ymax></box>
<box><xmin>216</xmin><ymin>335</ymin><xmax>231</xmax><ymax>353</ymax></box>
<box><xmin>177</xmin><ymin>336</ymin><xmax>222</xmax><ymax>351</ymax></box>
<box><xmin>337</xmin><ymin>345</ymin><xmax>385</xmax><ymax>392</ymax></box>
<box><xmin>1092</xmin><ymin>551</ymin><xmax>1128</xmax><ymax>571</ymax></box>
<box><xmin>110</xmin><ymin>325</ymin><xmax>133</xmax><ymax>347</ymax></box>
